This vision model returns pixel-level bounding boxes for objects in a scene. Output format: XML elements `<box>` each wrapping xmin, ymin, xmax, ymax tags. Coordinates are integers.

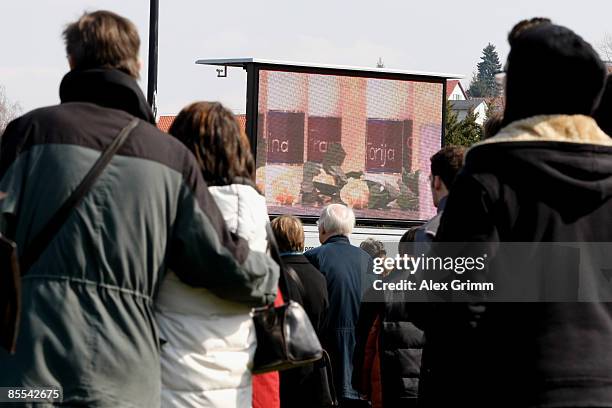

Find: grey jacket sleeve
<box><xmin>0</xmin><ymin>118</ymin><xmax>28</xmax><ymax>238</ymax></box>
<box><xmin>168</xmin><ymin>158</ymin><xmax>279</xmax><ymax>307</ymax></box>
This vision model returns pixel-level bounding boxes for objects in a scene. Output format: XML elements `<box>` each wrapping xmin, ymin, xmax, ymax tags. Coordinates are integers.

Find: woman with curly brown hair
<box><xmin>155</xmin><ymin>102</ymin><xmax>278</xmax><ymax>408</ymax></box>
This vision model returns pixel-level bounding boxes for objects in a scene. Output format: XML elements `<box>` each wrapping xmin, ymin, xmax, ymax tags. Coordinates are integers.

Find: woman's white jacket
<box><xmin>156</xmin><ymin>183</ymin><xmax>270</xmax><ymax>408</ymax></box>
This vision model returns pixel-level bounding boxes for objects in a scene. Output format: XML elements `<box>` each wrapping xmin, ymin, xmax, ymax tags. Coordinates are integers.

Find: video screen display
<box><xmin>254</xmin><ymin>70</ymin><xmax>443</xmax><ymax>221</ymax></box>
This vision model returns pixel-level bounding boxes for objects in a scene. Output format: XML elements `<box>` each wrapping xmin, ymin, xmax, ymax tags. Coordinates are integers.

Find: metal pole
<box><xmin>441</xmin><ymin>79</ymin><xmax>447</xmax><ymax>146</ymax></box>
<box><xmin>147</xmin><ymin>0</ymin><xmax>159</xmax><ymax>117</ymax></box>
<box><xmin>245</xmin><ymin>63</ymin><xmax>260</xmax><ymax>158</ymax></box>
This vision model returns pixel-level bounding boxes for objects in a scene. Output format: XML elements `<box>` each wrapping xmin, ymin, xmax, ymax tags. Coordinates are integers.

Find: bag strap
<box><xmin>285</xmin><ymin>261</ymin><xmax>306</xmax><ymax>296</ymax></box>
<box><xmin>20</xmin><ymin>118</ymin><xmax>140</xmax><ymax>274</ymax></box>
<box><xmin>321</xmin><ymin>349</ymin><xmax>339</xmax><ymax>406</ymax></box>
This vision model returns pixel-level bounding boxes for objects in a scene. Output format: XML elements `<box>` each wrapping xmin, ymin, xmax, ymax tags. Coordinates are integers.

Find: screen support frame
<box><xmin>244</xmin><ymin>63</ymin><xmax>260</xmax><ymax>159</ymax></box>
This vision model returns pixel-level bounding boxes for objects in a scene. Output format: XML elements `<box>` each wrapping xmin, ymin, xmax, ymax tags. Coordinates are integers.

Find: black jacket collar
<box><xmin>281</xmin><ymin>254</ymin><xmax>310</xmax><ymax>264</ymax></box>
<box><xmin>59</xmin><ymin>69</ymin><xmax>155</xmax><ymax>124</ymax></box>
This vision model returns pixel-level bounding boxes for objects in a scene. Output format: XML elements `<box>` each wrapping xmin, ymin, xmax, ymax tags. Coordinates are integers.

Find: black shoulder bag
<box><xmin>251</xmin><ymin>224</ymin><xmax>323</xmax><ymax>374</ymax></box>
<box><xmin>0</xmin><ymin>118</ymin><xmax>140</xmax><ymax>353</ymax></box>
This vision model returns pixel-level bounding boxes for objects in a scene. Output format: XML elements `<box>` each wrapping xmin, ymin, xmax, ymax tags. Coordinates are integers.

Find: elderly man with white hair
<box><xmin>305</xmin><ymin>204</ymin><xmax>373</xmax><ymax>408</ymax></box>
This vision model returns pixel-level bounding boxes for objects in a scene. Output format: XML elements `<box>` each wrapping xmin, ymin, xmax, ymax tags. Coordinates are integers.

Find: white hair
<box><xmin>318</xmin><ymin>204</ymin><xmax>355</xmax><ymax>236</ymax></box>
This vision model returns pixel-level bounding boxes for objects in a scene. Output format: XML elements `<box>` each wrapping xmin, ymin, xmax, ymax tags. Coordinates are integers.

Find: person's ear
<box><xmin>68</xmin><ymin>55</ymin><xmax>75</xmax><ymax>70</ymax></box>
<box><xmin>433</xmin><ymin>175</ymin><xmax>442</xmax><ymax>191</ymax></box>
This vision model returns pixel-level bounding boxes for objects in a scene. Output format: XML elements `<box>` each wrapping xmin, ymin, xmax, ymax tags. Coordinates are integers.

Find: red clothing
<box><xmin>252</xmin><ymin>291</ymin><xmax>283</xmax><ymax>408</ymax></box>
<box><xmin>361</xmin><ymin>317</ymin><xmax>383</xmax><ymax>408</ymax></box>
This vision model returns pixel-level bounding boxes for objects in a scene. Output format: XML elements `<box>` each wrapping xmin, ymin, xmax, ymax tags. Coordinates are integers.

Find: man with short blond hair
<box><xmin>0</xmin><ymin>10</ymin><xmax>278</xmax><ymax>406</ymax></box>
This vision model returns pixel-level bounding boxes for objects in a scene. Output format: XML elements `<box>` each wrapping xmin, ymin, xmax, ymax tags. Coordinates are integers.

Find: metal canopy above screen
<box><xmin>195</xmin><ymin>58</ymin><xmax>464</xmax><ymax>80</ymax></box>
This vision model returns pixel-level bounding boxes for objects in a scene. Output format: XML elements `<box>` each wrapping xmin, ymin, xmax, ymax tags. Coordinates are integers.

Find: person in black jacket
<box><xmin>271</xmin><ymin>215</ymin><xmax>330</xmax><ymax>408</ymax></box>
<box><xmin>272</xmin><ymin>215</ymin><xmax>329</xmax><ymax>339</ymax></box>
<box><xmin>419</xmin><ymin>20</ymin><xmax>612</xmax><ymax>408</ymax></box>
<box><xmin>353</xmin><ymin>234</ymin><xmax>424</xmax><ymax>408</ymax></box>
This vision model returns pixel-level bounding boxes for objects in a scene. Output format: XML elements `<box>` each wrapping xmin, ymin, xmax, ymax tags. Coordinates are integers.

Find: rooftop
<box><xmin>450</xmin><ymin>99</ymin><xmax>487</xmax><ymax>111</ymax></box>
<box><xmin>157</xmin><ymin>114</ymin><xmax>246</xmax><ymax>133</ymax></box>
<box><xmin>446</xmin><ymin>79</ymin><xmax>467</xmax><ymax>98</ymax></box>
<box><xmin>196</xmin><ymin>58</ymin><xmax>464</xmax><ymax>80</ymax></box>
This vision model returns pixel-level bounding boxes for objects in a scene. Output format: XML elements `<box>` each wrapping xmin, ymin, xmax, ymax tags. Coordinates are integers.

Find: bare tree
<box><xmin>599</xmin><ymin>34</ymin><xmax>612</xmax><ymax>62</ymax></box>
<box><xmin>0</xmin><ymin>85</ymin><xmax>22</xmax><ymax>135</ymax></box>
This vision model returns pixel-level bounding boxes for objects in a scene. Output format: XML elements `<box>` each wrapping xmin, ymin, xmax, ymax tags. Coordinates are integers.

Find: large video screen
<box><xmin>254</xmin><ymin>70</ymin><xmax>443</xmax><ymax>221</ymax></box>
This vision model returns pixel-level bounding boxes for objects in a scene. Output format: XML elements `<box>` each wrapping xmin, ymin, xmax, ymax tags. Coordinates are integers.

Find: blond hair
<box><xmin>271</xmin><ymin>215</ymin><xmax>305</xmax><ymax>253</ymax></box>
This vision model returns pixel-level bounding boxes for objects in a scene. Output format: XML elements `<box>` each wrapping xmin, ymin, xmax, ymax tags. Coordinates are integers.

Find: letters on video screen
<box><xmin>254</xmin><ymin>70</ymin><xmax>444</xmax><ymax>220</ymax></box>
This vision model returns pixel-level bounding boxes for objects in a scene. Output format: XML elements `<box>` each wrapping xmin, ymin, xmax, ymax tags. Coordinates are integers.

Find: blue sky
<box><xmin>1</xmin><ymin>0</ymin><xmax>610</xmax><ymax>115</ymax></box>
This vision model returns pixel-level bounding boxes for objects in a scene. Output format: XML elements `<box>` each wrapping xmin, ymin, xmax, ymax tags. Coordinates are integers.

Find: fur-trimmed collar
<box><xmin>474</xmin><ymin>115</ymin><xmax>612</xmax><ymax>148</ymax></box>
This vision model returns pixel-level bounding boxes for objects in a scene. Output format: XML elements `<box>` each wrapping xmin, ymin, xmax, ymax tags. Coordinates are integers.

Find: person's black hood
<box><xmin>503</xmin><ymin>23</ymin><xmax>606</xmax><ymax>126</ymax></box>
<box><xmin>59</xmin><ymin>68</ymin><xmax>155</xmax><ymax>124</ymax></box>
<box><xmin>466</xmin><ymin>115</ymin><xmax>612</xmax><ymax>221</ymax></box>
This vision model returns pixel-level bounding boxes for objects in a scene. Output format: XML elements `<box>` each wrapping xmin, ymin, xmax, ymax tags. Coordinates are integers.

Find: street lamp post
<box><xmin>147</xmin><ymin>0</ymin><xmax>159</xmax><ymax>118</ymax></box>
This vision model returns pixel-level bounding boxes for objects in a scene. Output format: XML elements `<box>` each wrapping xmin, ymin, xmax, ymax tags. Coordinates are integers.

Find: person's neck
<box><xmin>280</xmin><ymin>250</ymin><xmax>303</xmax><ymax>257</ymax></box>
<box><xmin>322</xmin><ymin>234</ymin><xmax>349</xmax><ymax>245</ymax></box>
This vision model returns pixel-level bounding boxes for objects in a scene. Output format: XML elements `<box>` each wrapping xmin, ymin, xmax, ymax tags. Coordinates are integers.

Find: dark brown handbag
<box><xmin>0</xmin><ymin>118</ymin><xmax>139</xmax><ymax>353</ymax></box>
<box><xmin>251</xmin><ymin>224</ymin><xmax>324</xmax><ymax>374</ymax></box>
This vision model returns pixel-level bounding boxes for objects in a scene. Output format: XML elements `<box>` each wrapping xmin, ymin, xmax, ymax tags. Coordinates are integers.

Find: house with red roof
<box><xmin>157</xmin><ymin>115</ymin><xmax>175</xmax><ymax>133</ymax></box>
<box><xmin>157</xmin><ymin>114</ymin><xmax>246</xmax><ymax>133</ymax></box>
<box><xmin>447</xmin><ymin>80</ymin><xmax>467</xmax><ymax>101</ymax></box>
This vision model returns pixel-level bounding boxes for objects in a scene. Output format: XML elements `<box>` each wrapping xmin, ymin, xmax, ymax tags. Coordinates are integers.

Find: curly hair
<box><xmin>169</xmin><ymin>102</ymin><xmax>255</xmax><ymax>186</ymax></box>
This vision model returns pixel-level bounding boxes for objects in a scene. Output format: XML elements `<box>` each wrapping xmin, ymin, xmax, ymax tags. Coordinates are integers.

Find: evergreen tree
<box><xmin>444</xmin><ymin>99</ymin><xmax>461</xmax><ymax>142</ymax></box>
<box><xmin>444</xmin><ymin>100</ymin><xmax>483</xmax><ymax>147</ymax></box>
<box><xmin>467</xmin><ymin>72</ymin><xmax>487</xmax><ymax>98</ymax></box>
<box><xmin>468</xmin><ymin>43</ymin><xmax>502</xmax><ymax>98</ymax></box>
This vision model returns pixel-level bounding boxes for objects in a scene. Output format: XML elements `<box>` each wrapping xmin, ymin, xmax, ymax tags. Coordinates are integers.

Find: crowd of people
<box><xmin>1</xmin><ymin>9</ymin><xmax>612</xmax><ymax>408</ymax></box>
